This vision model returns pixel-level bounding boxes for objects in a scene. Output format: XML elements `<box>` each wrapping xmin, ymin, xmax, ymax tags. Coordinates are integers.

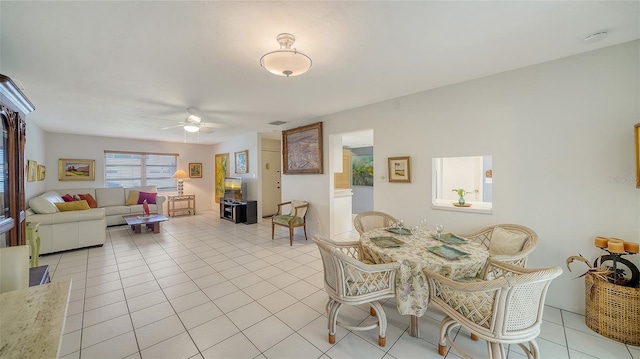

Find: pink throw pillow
<box><xmin>137</xmin><ymin>191</ymin><xmax>157</xmax><ymax>204</ymax></box>
<box><xmin>62</xmin><ymin>194</ymin><xmax>75</xmax><ymax>202</ymax></box>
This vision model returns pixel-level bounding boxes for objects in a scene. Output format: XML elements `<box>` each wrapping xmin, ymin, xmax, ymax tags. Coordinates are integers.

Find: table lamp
<box><xmin>171</xmin><ymin>169</ymin><xmax>189</xmax><ymax>195</ymax></box>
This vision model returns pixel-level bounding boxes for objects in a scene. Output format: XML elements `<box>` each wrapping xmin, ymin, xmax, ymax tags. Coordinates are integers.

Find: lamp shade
<box><xmin>260</xmin><ymin>33</ymin><xmax>312</xmax><ymax>77</ymax></box>
<box><xmin>171</xmin><ymin>169</ymin><xmax>189</xmax><ymax>180</ymax></box>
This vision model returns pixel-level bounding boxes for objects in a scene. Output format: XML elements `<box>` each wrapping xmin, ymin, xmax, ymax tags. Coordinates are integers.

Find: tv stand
<box><xmin>220</xmin><ymin>200</ymin><xmax>257</xmax><ymax>224</ymax></box>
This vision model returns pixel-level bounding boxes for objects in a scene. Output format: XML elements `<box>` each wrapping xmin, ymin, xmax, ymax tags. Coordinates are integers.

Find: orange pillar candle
<box><xmin>594</xmin><ymin>237</ymin><xmax>609</xmax><ymax>248</ymax></box>
<box><xmin>623</xmin><ymin>241</ymin><xmax>639</xmax><ymax>254</ymax></box>
<box><xmin>607</xmin><ymin>241</ymin><xmax>625</xmax><ymax>253</ymax></box>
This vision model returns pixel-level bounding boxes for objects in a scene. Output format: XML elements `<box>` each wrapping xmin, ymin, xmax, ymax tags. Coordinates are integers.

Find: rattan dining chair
<box><xmin>312</xmin><ymin>235</ymin><xmax>400</xmax><ymax>347</ymax></box>
<box><xmin>353</xmin><ymin>211</ymin><xmax>399</xmax><ymax>235</ymax></box>
<box><xmin>461</xmin><ymin>224</ymin><xmax>539</xmax><ymax>267</ymax></box>
<box><xmin>424</xmin><ymin>259</ymin><xmax>562</xmax><ymax>359</ymax></box>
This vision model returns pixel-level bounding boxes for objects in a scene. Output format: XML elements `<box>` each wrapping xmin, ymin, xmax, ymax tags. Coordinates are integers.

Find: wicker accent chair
<box><xmin>353</xmin><ymin>211</ymin><xmax>399</xmax><ymax>235</ymax></box>
<box><xmin>312</xmin><ymin>235</ymin><xmax>400</xmax><ymax>347</ymax></box>
<box><xmin>461</xmin><ymin>224</ymin><xmax>539</xmax><ymax>267</ymax></box>
<box><xmin>271</xmin><ymin>200</ymin><xmax>309</xmax><ymax>246</ymax></box>
<box><xmin>424</xmin><ymin>259</ymin><xmax>562</xmax><ymax>359</ymax></box>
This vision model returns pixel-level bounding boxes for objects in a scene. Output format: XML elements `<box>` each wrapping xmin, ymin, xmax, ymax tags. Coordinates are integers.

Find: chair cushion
<box><xmin>489</xmin><ymin>226</ymin><xmax>528</xmax><ymax>255</ymax></box>
<box><xmin>273</xmin><ymin>215</ymin><xmax>304</xmax><ymax>226</ymax></box>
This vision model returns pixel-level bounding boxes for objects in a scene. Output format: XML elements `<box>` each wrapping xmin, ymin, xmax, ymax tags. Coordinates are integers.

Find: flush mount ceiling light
<box><xmin>260</xmin><ymin>33</ymin><xmax>312</xmax><ymax>77</ymax></box>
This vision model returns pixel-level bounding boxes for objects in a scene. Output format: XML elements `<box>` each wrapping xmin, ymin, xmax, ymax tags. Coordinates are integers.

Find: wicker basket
<box><xmin>584</xmin><ymin>272</ymin><xmax>640</xmax><ymax>345</ymax></box>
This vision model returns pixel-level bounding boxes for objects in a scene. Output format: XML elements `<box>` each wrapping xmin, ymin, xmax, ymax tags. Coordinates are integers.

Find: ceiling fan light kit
<box><xmin>260</xmin><ymin>33</ymin><xmax>312</xmax><ymax>77</ymax></box>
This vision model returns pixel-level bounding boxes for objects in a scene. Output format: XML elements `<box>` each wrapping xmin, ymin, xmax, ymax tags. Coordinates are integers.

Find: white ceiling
<box><xmin>1</xmin><ymin>1</ymin><xmax>638</xmax><ymax>145</ymax></box>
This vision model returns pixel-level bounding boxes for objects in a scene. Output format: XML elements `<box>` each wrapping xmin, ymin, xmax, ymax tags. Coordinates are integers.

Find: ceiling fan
<box><xmin>161</xmin><ymin>108</ymin><xmax>226</xmax><ymax>133</ymax></box>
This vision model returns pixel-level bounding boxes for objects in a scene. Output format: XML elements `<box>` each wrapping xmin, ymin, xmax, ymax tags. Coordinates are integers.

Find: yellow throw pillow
<box><xmin>125</xmin><ymin>190</ymin><xmax>140</xmax><ymax>206</ymax></box>
<box><xmin>55</xmin><ymin>200</ymin><xmax>91</xmax><ymax>212</ymax></box>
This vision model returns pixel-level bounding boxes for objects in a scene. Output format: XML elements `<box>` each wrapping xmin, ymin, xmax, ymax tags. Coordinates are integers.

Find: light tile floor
<box><xmin>42</xmin><ymin>210</ymin><xmax>639</xmax><ymax>359</ymax></box>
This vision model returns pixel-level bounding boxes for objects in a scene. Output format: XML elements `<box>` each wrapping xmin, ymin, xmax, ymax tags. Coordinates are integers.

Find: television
<box><xmin>223</xmin><ymin>177</ymin><xmax>243</xmax><ymax>202</ymax></box>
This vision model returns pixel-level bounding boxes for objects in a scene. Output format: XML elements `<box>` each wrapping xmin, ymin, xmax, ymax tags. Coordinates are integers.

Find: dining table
<box><xmin>360</xmin><ymin>227</ymin><xmax>490</xmax><ymax>337</ymax></box>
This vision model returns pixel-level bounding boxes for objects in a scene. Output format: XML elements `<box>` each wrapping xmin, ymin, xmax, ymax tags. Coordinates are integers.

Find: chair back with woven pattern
<box><xmin>425</xmin><ymin>259</ymin><xmax>562</xmax><ymax>358</ymax></box>
<box><xmin>462</xmin><ymin>224</ymin><xmax>539</xmax><ymax>267</ymax></box>
<box><xmin>353</xmin><ymin>211</ymin><xmax>398</xmax><ymax>235</ymax></box>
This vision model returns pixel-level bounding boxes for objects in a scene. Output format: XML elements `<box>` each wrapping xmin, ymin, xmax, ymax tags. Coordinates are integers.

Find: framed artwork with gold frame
<box><xmin>189</xmin><ymin>163</ymin><xmax>202</xmax><ymax>178</ymax></box>
<box><xmin>27</xmin><ymin>160</ymin><xmax>37</xmax><ymax>182</ymax></box>
<box><xmin>58</xmin><ymin>158</ymin><xmax>95</xmax><ymax>181</ymax></box>
<box><xmin>37</xmin><ymin>165</ymin><xmax>46</xmax><ymax>181</ymax></box>
<box><xmin>215</xmin><ymin>153</ymin><xmax>229</xmax><ymax>203</ymax></box>
<box><xmin>388</xmin><ymin>156</ymin><xmax>411</xmax><ymax>183</ymax></box>
<box><xmin>282</xmin><ymin>122</ymin><xmax>323</xmax><ymax>174</ymax></box>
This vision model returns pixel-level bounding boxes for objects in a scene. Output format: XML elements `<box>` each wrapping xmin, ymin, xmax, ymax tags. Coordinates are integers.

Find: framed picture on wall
<box><xmin>189</xmin><ymin>163</ymin><xmax>202</xmax><ymax>178</ymax></box>
<box><xmin>37</xmin><ymin>165</ymin><xmax>46</xmax><ymax>181</ymax></box>
<box><xmin>58</xmin><ymin>158</ymin><xmax>95</xmax><ymax>181</ymax></box>
<box><xmin>282</xmin><ymin>122</ymin><xmax>323</xmax><ymax>174</ymax></box>
<box><xmin>235</xmin><ymin>150</ymin><xmax>248</xmax><ymax>174</ymax></box>
<box><xmin>388</xmin><ymin>156</ymin><xmax>411</xmax><ymax>183</ymax></box>
<box><xmin>27</xmin><ymin>160</ymin><xmax>37</xmax><ymax>182</ymax></box>
<box><xmin>215</xmin><ymin>153</ymin><xmax>229</xmax><ymax>203</ymax></box>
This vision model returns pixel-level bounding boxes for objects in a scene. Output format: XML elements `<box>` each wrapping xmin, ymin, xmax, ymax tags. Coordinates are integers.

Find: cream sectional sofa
<box><xmin>26</xmin><ymin>186</ymin><xmax>166</xmax><ymax>254</ymax></box>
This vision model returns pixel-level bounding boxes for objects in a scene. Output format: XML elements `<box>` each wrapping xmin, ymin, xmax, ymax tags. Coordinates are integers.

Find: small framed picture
<box><xmin>37</xmin><ymin>165</ymin><xmax>46</xmax><ymax>181</ymax></box>
<box><xmin>235</xmin><ymin>150</ymin><xmax>248</xmax><ymax>174</ymax></box>
<box><xmin>27</xmin><ymin>160</ymin><xmax>37</xmax><ymax>182</ymax></box>
<box><xmin>189</xmin><ymin>163</ymin><xmax>202</xmax><ymax>178</ymax></box>
<box><xmin>388</xmin><ymin>156</ymin><xmax>411</xmax><ymax>183</ymax></box>
<box><xmin>58</xmin><ymin>159</ymin><xmax>95</xmax><ymax>181</ymax></box>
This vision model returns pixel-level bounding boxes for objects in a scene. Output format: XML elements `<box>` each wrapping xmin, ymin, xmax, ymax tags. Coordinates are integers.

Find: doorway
<box><xmin>261</xmin><ymin>148</ymin><xmax>281</xmax><ymax>217</ymax></box>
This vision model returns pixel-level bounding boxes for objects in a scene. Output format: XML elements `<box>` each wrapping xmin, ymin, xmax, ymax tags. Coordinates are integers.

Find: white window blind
<box><xmin>104</xmin><ymin>151</ymin><xmax>177</xmax><ymax>190</ymax></box>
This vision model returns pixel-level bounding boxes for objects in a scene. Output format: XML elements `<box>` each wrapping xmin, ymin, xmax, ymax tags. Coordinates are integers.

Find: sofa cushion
<box><xmin>138</xmin><ymin>191</ymin><xmax>157</xmax><ymax>204</ymax></box>
<box><xmin>489</xmin><ymin>226</ymin><xmax>528</xmax><ymax>255</ymax></box>
<box><xmin>62</xmin><ymin>194</ymin><xmax>75</xmax><ymax>202</ymax></box>
<box><xmin>55</xmin><ymin>200</ymin><xmax>91</xmax><ymax>212</ymax></box>
<box><xmin>103</xmin><ymin>205</ymin><xmax>132</xmax><ymax>217</ymax></box>
<box><xmin>96</xmin><ymin>188</ymin><xmax>125</xmax><ymax>207</ymax></box>
<box><xmin>126</xmin><ymin>190</ymin><xmax>140</xmax><ymax>205</ymax></box>
<box><xmin>29</xmin><ymin>197</ymin><xmax>59</xmax><ymax>214</ymax></box>
<box><xmin>29</xmin><ymin>191</ymin><xmax>66</xmax><ymax>214</ymax></box>
<box><xmin>78</xmin><ymin>193</ymin><xmax>98</xmax><ymax>208</ymax></box>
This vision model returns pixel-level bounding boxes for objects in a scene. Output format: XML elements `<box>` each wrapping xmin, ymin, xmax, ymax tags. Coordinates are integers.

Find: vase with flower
<box><xmin>451</xmin><ymin>188</ymin><xmax>471</xmax><ymax>206</ymax></box>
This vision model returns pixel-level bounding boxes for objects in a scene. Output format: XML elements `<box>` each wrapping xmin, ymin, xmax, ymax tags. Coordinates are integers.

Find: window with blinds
<box><xmin>104</xmin><ymin>151</ymin><xmax>177</xmax><ymax>190</ymax></box>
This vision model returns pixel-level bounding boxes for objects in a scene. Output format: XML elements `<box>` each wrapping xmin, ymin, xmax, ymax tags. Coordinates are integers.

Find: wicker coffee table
<box><xmin>122</xmin><ymin>214</ymin><xmax>168</xmax><ymax>234</ymax></box>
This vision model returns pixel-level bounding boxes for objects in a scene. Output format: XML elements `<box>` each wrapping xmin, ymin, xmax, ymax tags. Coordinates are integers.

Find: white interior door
<box><xmin>261</xmin><ymin>150</ymin><xmax>281</xmax><ymax>217</ymax></box>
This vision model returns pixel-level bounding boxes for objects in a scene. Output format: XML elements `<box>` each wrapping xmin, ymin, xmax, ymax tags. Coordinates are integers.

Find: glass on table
<box><xmin>435</xmin><ymin>224</ymin><xmax>444</xmax><ymax>239</ymax></box>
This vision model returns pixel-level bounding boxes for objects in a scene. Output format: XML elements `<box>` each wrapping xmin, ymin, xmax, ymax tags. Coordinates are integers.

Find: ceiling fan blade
<box><xmin>161</xmin><ymin>124</ymin><xmax>183</xmax><ymax>130</ymax></box>
<box><xmin>199</xmin><ymin>127</ymin><xmax>215</xmax><ymax>133</ymax></box>
<box><xmin>199</xmin><ymin>122</ymin><xmax>227</xmax><ymax>129</ymax></box>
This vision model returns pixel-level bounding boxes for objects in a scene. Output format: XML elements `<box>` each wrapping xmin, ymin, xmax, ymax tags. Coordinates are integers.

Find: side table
<box><xmin>168</xmin><ymin>194</ymin><xmax>196</xmax><ymax>217</ymax></box>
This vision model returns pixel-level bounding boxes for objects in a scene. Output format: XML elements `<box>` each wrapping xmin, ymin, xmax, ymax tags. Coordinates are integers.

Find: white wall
<box><xmin>283</xmin><ymin>40</ymin><xmax>640</xmax><ymax>313</ymax></box>
<box><xmin>24</xmin><ymin>120</ymin><xmax>47</xmax><ymax>200</ymax></box>
<box><xmin>35</xmin><ymin>132</ymin><xmax>216</xmax><ymax>212</ymax></box>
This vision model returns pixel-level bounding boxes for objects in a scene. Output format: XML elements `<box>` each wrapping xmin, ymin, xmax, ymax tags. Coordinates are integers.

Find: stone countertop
<box><xmin>0</xmin><ymin>279</ymin><xmax>72</xmax><ymax>359</ymax></box>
